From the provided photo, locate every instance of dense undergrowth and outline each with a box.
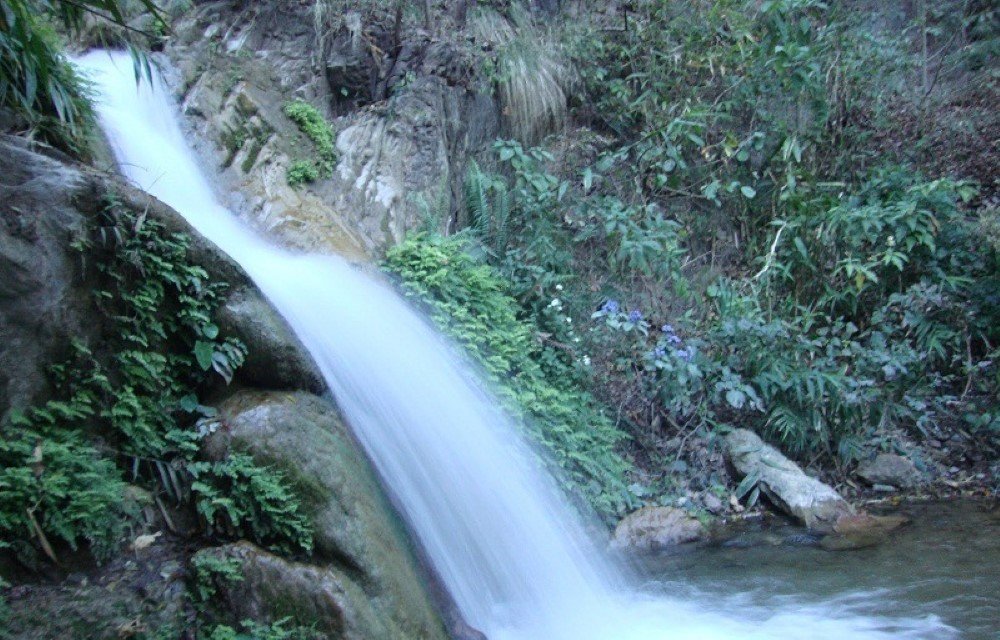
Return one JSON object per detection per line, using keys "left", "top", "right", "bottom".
{"left": 384, "top": 235, "right": 636, "bottom": 520}
{"left": 0, "top": 196, "right": 311, "bottom": 569}
{"left": 390, "top": 0, "right": 999, "bottom": 510}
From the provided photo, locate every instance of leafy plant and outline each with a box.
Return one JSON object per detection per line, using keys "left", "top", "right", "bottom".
{"left": 189, "top": 453, "right": 313, "bottom": 555}
{"left": 0, "top": 194, "right": 313, "bottom": 562}
{"left": 286, "top": 159, "right": 319, "bottom": 187}
{"left": 0, "top": 0, "right": 161, "bottom": 150}
{"left": 283, "top": 100, "right": 337, "bottom": 178}
{"left": 384, "top": 234, "right": 635, "bottom": 520}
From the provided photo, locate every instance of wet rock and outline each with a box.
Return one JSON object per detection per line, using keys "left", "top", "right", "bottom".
{"left": 0, "top": 139, "right": 95, "bottom": 423}
{"left": 609, "top": 506, "right": 705, "bottom": 552}
{"left": 820, "top": 513, "right": 909, "bottom": 551}
{"left": 193, "top": 542, "right": 354, "bottom": 636}
{"left": 206, "top": 390, "right": 449, "bottom": 640}
{"left": 724, "top": 429, "right": 854, "bottom": 533}
{"left": 857, "top": 453, "right": 922, "bottom": 489}
{"left": 703, "top": 492, "right": 724, "bottom": 514}
{"left": 217, "top": 287, "right": 324, "bottom": 392}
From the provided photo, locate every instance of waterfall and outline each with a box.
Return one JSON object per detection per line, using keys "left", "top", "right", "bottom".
{"left": 75, "top": 50, "right": 952, "bottom": 640}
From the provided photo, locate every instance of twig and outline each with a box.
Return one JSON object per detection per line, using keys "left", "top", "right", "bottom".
{"left": 753, "top": 222, "right": 787, "bottom": 280}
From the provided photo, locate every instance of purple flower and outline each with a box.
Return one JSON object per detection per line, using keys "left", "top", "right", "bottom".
{"left": 661, "top": 324, "right": 675, "bottom": 334}
{"left": 667, "top": 334, "right": 682, "bottom": 345}
{"left": 676, "top": 348, "right": 692, "bottom": 362}
{"left": 654, "top": 347, "right": 666, "bottom": 358}
{"left": 628, "top": 309, "right": 643, "bottom": 323}
{"left": 601, "top": 299, "right": 620, "bottom": 314}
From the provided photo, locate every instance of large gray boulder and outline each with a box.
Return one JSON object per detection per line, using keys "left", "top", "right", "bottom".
{"left": 724, "top": 429, "right": 854, "bottom": 532}
{"left": 205, "top": 390, "right": 449, "bottom": 640}
{"left": 0, "top": 140, "right": 94, "bottom": 423}
{"left": 194, "top": 542, "right": 379, "bottom": 638}
{"left": 216, "top": 287, "right": 324, "bottom": 392}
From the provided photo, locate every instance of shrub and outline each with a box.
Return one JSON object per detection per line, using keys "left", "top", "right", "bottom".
{"left": 283, "top": 100, "right": 337, "bottom": 176}
{"left": 286, "top": 159, "right": 320, "bottom": 187}
{"left": 384, "top": 234, "right": 635, "bottom": 520}
{"left": 0, "top": 0, "right": 160, "bottom": 151}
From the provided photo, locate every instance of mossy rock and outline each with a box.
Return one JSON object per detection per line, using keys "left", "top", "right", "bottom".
{"left": 205, "top": 390, "right": 449, "bottom": 640}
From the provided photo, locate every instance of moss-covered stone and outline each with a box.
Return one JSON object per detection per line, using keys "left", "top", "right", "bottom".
{"left": 205, "top": 390, "right": 449, "bottom": 640}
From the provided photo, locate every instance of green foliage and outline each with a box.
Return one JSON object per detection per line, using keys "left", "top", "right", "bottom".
{"left": 0, "top": 411, "right": 126, "bottom": 562}
{"left": 286, "top": 159, "right": 319, "bottom": 187}
{"left": 0, "top": 0, "right": 161, "bottom": 150}
{"left": 452, "top": 0, "right": 999, "bottom": 485}
{"left": 283, "top": 100, "right": 337, "bottom": 181}
{"left": 207, "top": 619, "right": 321, "bottom": 640}
{"left": 0, "top": 194, "right": 311, "bottom": 562}
{"left": 189, "top": 453, "right": 313, "bottom": 555}
{"left": 384, "top": 234, "right": 635, "bottom": 520}
{"left": 191, "top": 552, "right": 244, "bottom": 602}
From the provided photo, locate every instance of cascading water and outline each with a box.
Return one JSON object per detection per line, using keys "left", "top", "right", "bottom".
{"left": 76, "top": 50, "right": 954, "bottom": 640}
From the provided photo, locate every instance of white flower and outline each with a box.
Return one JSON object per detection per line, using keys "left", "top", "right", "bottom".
{"left": 555, "top": 284, "right": 564, "bottom": 291}
{"left": 549, "top": 298, "right": 562, "bottom": 308}
{"left": 565, "top": 317, "right": 572, "bottom": 324}
{"left": 582, "top": 355, "right": 591, "bottom": 366}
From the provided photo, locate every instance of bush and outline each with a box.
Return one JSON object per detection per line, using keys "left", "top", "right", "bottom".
{"left": 0, "top": 0, "right": 160, "bottom": 151}
{"left": 286, "top": 159, "right": 319, "bottom": 187}
{"left": 384, "top": 234, "right": 636, "bottom": 520}
{"left": 283, "top": 100, "right": 337, "bottom": 177}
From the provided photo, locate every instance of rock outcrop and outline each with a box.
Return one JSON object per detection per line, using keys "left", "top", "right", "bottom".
{"left": 609, "top": 506, "right": 705, "bottom": 552}
{"left": 0, "top": 140, "right": 95, "bottom": 423}
{"left": 724, "top": 429, "right": 854, "bottom": 532}
{"left": 216, "top": 287, "right": 324, "bottom": 392}
{"left": 194, "top": 542, "right": 390, "bottom": 638}
{"left": 162, "top": 1, "right": 503, "bottom": 258}
{"left": 0, "top": 138, "right": 450, "bottom": 638}
{"left": 204, "top": 390, "right": 449, "bottom": 640}
{"left": 857, "top": 453, "right": 923, "bottom": 489}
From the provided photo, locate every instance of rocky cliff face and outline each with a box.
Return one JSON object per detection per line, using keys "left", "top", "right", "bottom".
{"left": 0, "top": 136, "right": 449, "bottom": 639}
{"left": 161, "top": 0, "right": 505, "bottom": 259}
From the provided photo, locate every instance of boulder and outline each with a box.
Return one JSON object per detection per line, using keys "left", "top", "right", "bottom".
{"left": 0, "top": 139, "right": 94, "bottom": 422}
{"left": 205, "top": 390, "right": 449, "bottom": 640}
{"left": 724, "top": 429, "right": 854, "bottom": 532}
{"left": 216, "top": 287, "right": 324, "bottom": 392}
{"left": 193, "top": 542, "right": 363, "bottom": 637}
{"left": 163, "top": 1, "right": 501, "bottom": 258}
{"left": 820, "top": 513, "right": 910, "bottom": 551}
{"left": 609, "top": 506, "right": 705, "bottom": 552}
{"left": 857, "top": 453, "right": 922, "bottom": 489}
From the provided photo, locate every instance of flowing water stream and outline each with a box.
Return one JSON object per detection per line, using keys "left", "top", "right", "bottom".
{"left": 75, "top": 50, "right": 962, "bottom": 640}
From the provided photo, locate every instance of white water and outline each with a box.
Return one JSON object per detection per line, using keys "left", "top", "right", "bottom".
{"left": 76, "top": 50, "right": 954, "bottom": 640}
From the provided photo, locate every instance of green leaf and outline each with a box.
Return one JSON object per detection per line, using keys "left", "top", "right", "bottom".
{"left": 194, "top": 341, "right": 214, "bottom": 371}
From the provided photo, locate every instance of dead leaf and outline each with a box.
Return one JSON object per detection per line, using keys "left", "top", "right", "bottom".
{"left": 131, "top": 531, "right": 162, "bottom": 551}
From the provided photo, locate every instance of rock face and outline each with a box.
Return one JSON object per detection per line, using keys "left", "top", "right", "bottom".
{"left": 205, "top": 390, "right": 449, "bottom": 640}
{"left": 216, "top": 287, "right": 324, "bottom": 392}
{"left": 857, "top": 453, "right": 922, "bottom": 489}
{"left": 0, "top": 137, "right": 324, "bottom": 421}
{"left": 609, "top": 506, "right": 705, "bottom": 552}
{"left": 0, "top": 140, "right": 94, "bottom": 423}
{"left": 724, "top": 429, "right": 854, "bottom": 532}
{"left": 0, "top": 139, "right": 450, "bottom": 638}
{"left": 194, "top": 542, "right": 368, "bottom": 637}
{"left": 162, "top": 1, "right": 502, "bottom": 258}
